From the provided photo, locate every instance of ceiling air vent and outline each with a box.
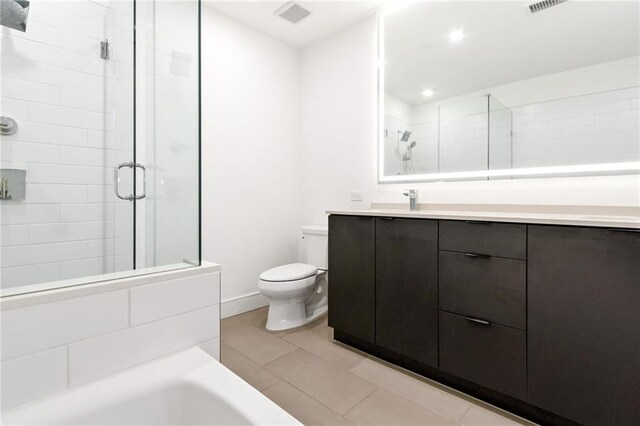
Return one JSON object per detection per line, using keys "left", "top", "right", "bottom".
{"left": 275, "top": 2, "right": 312, "bottom": 24}
{"left": 528, "top": 0, "right": 569, "bottom": 14}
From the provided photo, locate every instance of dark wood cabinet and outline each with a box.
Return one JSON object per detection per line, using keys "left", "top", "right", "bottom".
{"left": 328, "top": 215, "right": 376, "bottom": 343}
{"left": 528, "top": 225, "right": 640, "bottom": 426}
{"left": 439, "top": 251, "right": 526, "bottom": 330}
{"left": 439, "top": 311, "right": 526, "bottom": 400}
{"left": 375, "top": 218, "right": 438, "bottom": 366}
{"left": 439, "top": 220, "right": 527, "bottom": 260}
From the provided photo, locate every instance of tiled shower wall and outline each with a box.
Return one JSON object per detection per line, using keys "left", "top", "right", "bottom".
{"left": 511, "top": 86, "right": 640, "bottom": 168}
{"left": 0, "top": 1, "right": 134, "bottom": 288}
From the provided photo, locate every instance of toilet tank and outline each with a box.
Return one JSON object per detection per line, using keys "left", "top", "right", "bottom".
{"left": 301, "top": 225, "right": 328, "bottom": 270}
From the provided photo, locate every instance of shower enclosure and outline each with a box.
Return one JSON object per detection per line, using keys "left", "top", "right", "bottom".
{"left": 383, "top": 93, "right": 512, "bottom": 179}
{"left": 0, "top": 0, "right": 200, "bottom": 296}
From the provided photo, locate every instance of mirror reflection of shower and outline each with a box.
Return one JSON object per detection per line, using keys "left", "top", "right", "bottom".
{"left": 397, "top": 130, "right": 416, "bottom": 174}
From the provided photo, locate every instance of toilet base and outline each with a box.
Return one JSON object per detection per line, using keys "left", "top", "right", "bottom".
{"left": 265, "top": 301, "right": 328, "bottom": 331}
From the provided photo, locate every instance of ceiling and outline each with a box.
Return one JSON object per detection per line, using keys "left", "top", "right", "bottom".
{"left": 383, "top": 1, "right": 640, "bottom": 105}
{"left": 203, "top": 0, "right": 384, "bottom": 48}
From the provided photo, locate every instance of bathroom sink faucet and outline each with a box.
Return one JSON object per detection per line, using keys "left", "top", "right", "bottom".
{"left": 403, "top": 189, "right": 419, "bottom": 211}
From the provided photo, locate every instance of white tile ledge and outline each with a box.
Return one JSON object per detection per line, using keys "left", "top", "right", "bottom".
{"left": 1, "top": 261, "right": 221, "bottom": 311}
{"left": 327, "top": 209, "right": 640, "bottom": 229}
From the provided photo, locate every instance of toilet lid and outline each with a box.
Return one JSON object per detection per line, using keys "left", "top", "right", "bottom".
{"left": 260, "top": 263, "right": 318, "bottom": 282}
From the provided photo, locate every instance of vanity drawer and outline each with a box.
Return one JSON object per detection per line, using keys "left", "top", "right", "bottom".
{"left": 439, "top": 311, "right": 526, "bottom": 400}
{"left": 439, "top": 220, "right": 526, "bottom": 260}
{"left": 439, "top": 251, "right": 526, "bottom": 329}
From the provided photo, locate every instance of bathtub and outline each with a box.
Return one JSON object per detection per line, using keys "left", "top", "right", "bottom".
{"left": 2, "top": 348, "right": 301, "bottom": 425}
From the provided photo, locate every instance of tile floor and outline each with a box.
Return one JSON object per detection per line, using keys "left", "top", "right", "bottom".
{"left": 221, "top": 307, "right": 537, "bottom": 426}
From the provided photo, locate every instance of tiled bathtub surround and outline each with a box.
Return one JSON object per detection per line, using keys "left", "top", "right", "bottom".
{"left": 0, "top": 263, "right": 221, "bottom": 411}
{"left": 0, "top": 0, "right": 135, "bottom": 288}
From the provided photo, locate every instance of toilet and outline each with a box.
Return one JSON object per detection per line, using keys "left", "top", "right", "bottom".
{"left": 258, "top": 225, "right": 328, "bottom": 331}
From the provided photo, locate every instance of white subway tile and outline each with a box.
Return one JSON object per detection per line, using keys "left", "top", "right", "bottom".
{"left": 0, "top": 225, "right": 28, "bottom": 246}
{"left": 26, "top": 184, "right": 87, "bottom": 204}
{"left": 3, "top": 121, "right": 87, "bottom": 147}
{"left": 60, "top": 257, "right": 112, "bottom": 280}
{"left": 578, "top": 100, "right": 630, "bottom": 116}
{"left": 1, "top": 241, "right": 87, "bottom": 267}
{"left": 0, "top": 140, "right": 60, "bottom": 164}
{"left": 1, "top": 290, "right": 129, "bottom": 360}
{"left": 0, "top": 204, "right": 59, "bottom": 225}
{"left": 1, "top": 55, "right": 86, "bottom": 91}
{"left": 547, "top": 115, "right": 594, "bottom": 130}
{"left": 131, "top": 272, "right": 220, "bottom": 325}
{"left": 0, "top": 21, "right": 59, "bottom": 46}
{"left": 28, "top": 164, "right": 105, "bottom": 184}
{"left": 0, "top": 262, "right": 60, "bottom": 288}
{"left": 87, "top": 238, "right": 114, "bottom": 258}
{"left": 60, "top": 203, "right": 113, "bottom": 223}
{"left": 0, "top": 347, "right": 68, "bottom": 411}
{"left": 86, "top": 220, "right": 115, "bottom": 239}
{"left": 1, "top": 77, "right": 60, "bottom": 105}
{"left": 28, "top": 103, "right": 106, "bottom": 131}
{"left": 1, "top": 97, "right": 28, "bottom": 121}
{"left": 61, "top": 89, "right": 112, "bottom": 113}
{"left": 28, "top": 223, "right": 90, "bottom": 244}
{"left": 60, "top": 146, "right": 114, "bottom": 167}
{"left": 86, "top": 184, "right": 114, "bottom": 202}
{"left": 68, "top": 305, "right": 219, "bottom": 386}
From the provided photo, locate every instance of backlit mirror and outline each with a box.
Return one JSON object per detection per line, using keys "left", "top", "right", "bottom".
{"left": 379, "top": 0, "right": 640, "bottom": 182}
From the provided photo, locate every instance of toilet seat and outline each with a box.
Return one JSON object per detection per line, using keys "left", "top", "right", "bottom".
{"left": 259, "top": 263, "right": 318, "bottom": 282}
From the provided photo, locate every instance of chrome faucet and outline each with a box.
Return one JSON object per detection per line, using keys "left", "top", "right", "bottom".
{"left": 403, "top": 189, "right": 419, "bottom": 211}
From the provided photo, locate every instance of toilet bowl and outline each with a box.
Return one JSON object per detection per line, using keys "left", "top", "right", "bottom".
{"left": 258, "top": 226, "right": 328, "bottom": 331}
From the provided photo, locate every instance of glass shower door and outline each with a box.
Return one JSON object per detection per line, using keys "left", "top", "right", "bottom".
{"left": 0, "top": 0, "right": 136, "bottom": 294}
{"left": 0, "top": 0, "right": 201, "bottom": 296}
{"left": 135, "top": 0, "right": 200, "bottom": 272}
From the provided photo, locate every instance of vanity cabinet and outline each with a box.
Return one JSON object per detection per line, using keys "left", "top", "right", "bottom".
{"left": 328, "top": 213, "right": 640, "bottom": 426}
{"left": 528, "top": 225, "right": 640, "bottom": 426}
{"left": 438, "top": 220, "right": 528, "bottom": 399}
{"left": 375, "top": 218, "right": 438, "bottom": 367}
{"left": 327, "top": 215, "right": 375, "bottom": 343}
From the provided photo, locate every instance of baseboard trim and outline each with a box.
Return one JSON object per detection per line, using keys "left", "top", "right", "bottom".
{"left": 221, "top": 291, "right": 269, "bottom": 319}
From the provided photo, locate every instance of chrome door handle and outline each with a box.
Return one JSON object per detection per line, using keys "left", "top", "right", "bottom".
{"left": 114, "top": 162, "right": 146, "bottom": 201}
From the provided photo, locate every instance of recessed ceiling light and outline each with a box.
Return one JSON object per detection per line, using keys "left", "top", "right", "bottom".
{"left": 448, "top": 29, "right": 465, "bottom": 43}
{"left": 422, "top": 89, "right": 435, "bottom": 97}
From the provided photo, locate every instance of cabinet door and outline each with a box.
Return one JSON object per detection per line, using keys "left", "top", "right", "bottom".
{"left": 376, "top": 218, "right": 438, "bottom": 366}
{"left": 328, "top": 215, "right": 375, "bottom": 343}
{"left": 528, "top": 225, "right": 640, "bottom": 426}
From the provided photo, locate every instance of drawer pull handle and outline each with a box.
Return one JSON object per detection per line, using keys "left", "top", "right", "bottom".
{"left": 464, "top": 253, "right": 491, "bottom": 259}
{"left": 382, "top": 217, "right": 395, "bottom": 220}
{"left": 465, "top": 220, "right": 491, "bottom": 225}
{"left": 464, "top": 317, "right": 491, "bottom": 325}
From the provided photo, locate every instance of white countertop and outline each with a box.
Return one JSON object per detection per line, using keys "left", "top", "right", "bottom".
{"left": 327, "top": 208, "right": 640, "bottom": 229}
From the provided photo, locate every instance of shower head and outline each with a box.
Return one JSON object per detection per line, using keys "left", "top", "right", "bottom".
{"left": 0, "top": 0, "right": 29, "bottom": 32}
{"left": 400, "top": 130, "right": 412, "bottom": 142}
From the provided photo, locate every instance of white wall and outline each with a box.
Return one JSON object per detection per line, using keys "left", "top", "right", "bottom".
{"left": 299, "top": 17, "right": 378, "bottom": 226}
{"left": 297, "top": 15, "right": 640, "bottom": 219}
{"left": 0, "top": 0, "right": 135, "bottom": 288}
{"left": 201, "top": 8, "right": 301, "bottom": 315}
